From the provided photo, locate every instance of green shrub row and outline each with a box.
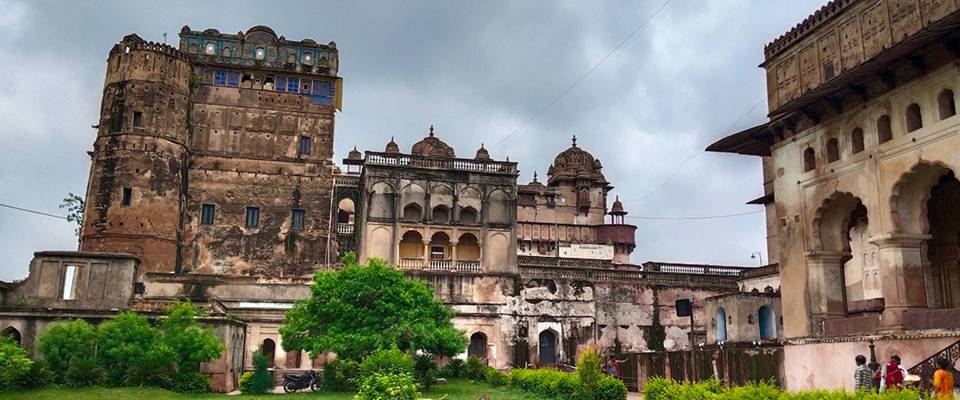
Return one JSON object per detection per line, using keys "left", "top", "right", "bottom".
{"left": 643, "top": 378, "right": 922, "bottom": 400}
{"left": 0, "top": 336, "right": 50, "bottom": 391}
{"left": 509, "top": 368, "right": 627, "bottom": 400}
{"left": 36, "top": 301, "right": 224, "bottom": 393}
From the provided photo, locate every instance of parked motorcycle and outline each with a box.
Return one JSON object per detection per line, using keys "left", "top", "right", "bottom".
{"left": 282, "top": 370, "right": 321, "bottom": 393}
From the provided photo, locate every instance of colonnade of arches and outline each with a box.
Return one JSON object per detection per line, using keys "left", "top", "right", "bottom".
{"left": 366, "top": 181, "right": 512, "bottom": 225}
{"left": 808, "top": 160, "right": 960, "bottom": 330}
{"left": 398, "top": 230, "right": 481, "bottom": 263}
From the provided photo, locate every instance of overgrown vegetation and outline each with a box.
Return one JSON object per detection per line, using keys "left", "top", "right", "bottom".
{"left": 37, "top": 301, "right": 223, "bottom": 393}
{"left": 59, "top": 192, "right": 85, "bottom": 237}
{"left": 238, "top": 351, "right": 273, "bottom": 394}
{"left": 0, "top": 336, "right": 47, "bottom": 391}
{"left": 643, "top": 378, "right": 921, "bottom": 400}
{"left": 279, "top": 253, "right": 467, "bottom": 362}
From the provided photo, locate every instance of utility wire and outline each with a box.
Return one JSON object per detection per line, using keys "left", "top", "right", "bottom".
{"left": 622, "top": 97, "right": 766, "bottom": 204}
{"left": 492, "top": 0, "right": 673, "bottom": 149}
{"left": 624, "top": 210, "right": 764, "bottom": 220}
{"left": 0, "top": 203, "right": 68, "bottom": 220}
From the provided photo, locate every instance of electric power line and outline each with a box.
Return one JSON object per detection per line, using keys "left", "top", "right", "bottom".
{"left": 0, "top": 203, "right": 68, "bottom": 220}
{"left": 624, "top": 210, "right": 764, "bottom": 220}
{"left": 492, "top": 0, "right": 673, "bottom": 149}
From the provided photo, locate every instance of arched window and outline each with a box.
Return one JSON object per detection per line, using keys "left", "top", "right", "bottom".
{"left": 399, "top": 230, "right": 423, "bottom": 259}
{"left": 468, "top": 332, "right": 487, "bottom": 359}
{"left": 877, "top": 115, "right": 892, "bottom": 143}
{"left": 906, "top": 103, "right": 923, "bottom": 132}
{"left": 803, "top": 147, "right": 816, "bottom": 172}
{"left": 255, "top": 47, "right": 266, "bottom": 60}
{"left": 851, "top": 128, "right": 864, "bottom": 154}
{"left": 261, "top": 338, "right": 276, "bottom": 368}
{"left": 223, "top": 46, "right": 232, "bottom": 57}
{"left": 460, "top": 206, "right": 479, "bottom": 224}
{"left": 538, "top": 330, "right": 557, "bottom": 364}
{"left": 403, "top": 203, "right": 423, "bottom": 221}
{"left": 715, "top": 308, "right": 727, "bottom": 342}
{"left": 457, "top": 233, "right": 480, "bottom": 262}
{"left": 337, "top": 198, "right": 355, "bottom": 225}
{"left": 432, "top": 205, "right": 450, "bottom": 223}
{"left": 429, "top": 232, "right": 450, "bottom": 260}
{"left": 204, "top": 43, "right": 216, "bottom": 55}
{"left": 826, "top": 138, "right": 840, "bottom": 163}
{"left": 939, "top": 89, "right": 956, "bottom": 120}
{"left": 287, "top": 53, "right": 297, "bottom": 64}
{"left": 1, "top": 327, "right": 21, "bottom": 346}
{"left": 758, "top": 306, "right": 777, "bottom": 340}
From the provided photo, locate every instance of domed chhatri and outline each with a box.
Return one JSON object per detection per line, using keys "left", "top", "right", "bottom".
{"left": 385, "top": 137, "right": 400, "bottom": 154}
{"left": 347, "top": 146, "right": 362, "bottom": 160}
{"left": 610, "top": 195, "right": 626, "bottom": 215}
{"left": 475, "top": 143, "right": 490, "bottom": 160}
{"left": 547, "top": 135, "right": 606, "bottom": 185}
{"left": 527, "top": 171, "right": 545, "bottom": 188}
{"left": 411, "top": 125, "right": 455, "bottom": 158}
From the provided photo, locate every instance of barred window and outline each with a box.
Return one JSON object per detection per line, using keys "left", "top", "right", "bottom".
{"left": 291, "top": 209, "right": 305, "bottom": 230}
{"left": 201, "top": 204, "right": 215, "bottom": 225}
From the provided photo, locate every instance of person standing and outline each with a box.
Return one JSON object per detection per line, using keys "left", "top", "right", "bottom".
{"left": 876, "top": 356, "right": 904, "bottom": 391}
{"left": 854, "top": 355, "right": 874, "bottom": 392}
{"left": 933, "top": 358, "right": 955, "bottom": 399}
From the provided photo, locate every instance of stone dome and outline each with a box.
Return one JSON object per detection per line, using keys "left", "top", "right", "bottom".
{"left": 347, "top": 146, "right": 362, "bottom": 160}
{"left": 547, "top": 135, "right": 605, "bottom": 184}
{"left": 475, "top": 143, "right": 490, "bottom": 160}
{"left": 610, "top": 196, "right": 626, "bottom": 215}
{"left": 385, "top": 137, "right": 400, "bottom": 154}
{"left": 411, "top": 126, "right": 455, "bottom": 158}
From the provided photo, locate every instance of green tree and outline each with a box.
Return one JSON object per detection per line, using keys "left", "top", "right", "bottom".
{"left": 280, "top": 254, "right": 467, "bottom": 361}
{"left": 38, "top": 319, "right": 97, "bottom": 383}
{"left": 159, "top": 301, "right": 224, "bottom": 374}
{"left": 97, "top": 311, "right": 166, "bottom": 384}
{"left": 0, "top": 336, "right": 33, "bottom": 391}
{"left": 59, "top": 192, "right": 84, "bottom": 237}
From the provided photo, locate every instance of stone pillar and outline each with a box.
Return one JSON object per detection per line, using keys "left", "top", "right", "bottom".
{"left": 805, "top": 250, "right": 848, "bottom": 335}
{"left": 870, "top": 233, "right": 930, "bottom": 331}
{"left": 451, "top": 240, "right": 458, "bottom": 265}
{"left": 422, "top": 239, "right": 430, "bottom": 268}
{"left": 423, "top": 191, "right": 432, "bottom": 224}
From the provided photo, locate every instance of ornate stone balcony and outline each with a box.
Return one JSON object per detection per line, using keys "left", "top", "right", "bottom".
{"left": 364, "top": 152, "right": 517, "bottom": 175}
{"left": 395, "top": 258, "right": 481, "bottom": 273}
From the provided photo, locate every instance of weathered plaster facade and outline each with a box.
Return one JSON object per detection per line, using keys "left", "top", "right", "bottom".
{"left": 710, "top": 0, "right": 960, "bottom": 390}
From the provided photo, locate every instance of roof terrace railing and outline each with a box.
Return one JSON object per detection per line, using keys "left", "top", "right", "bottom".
{"left": 364, "top": 152, "right": 517, "bottom": 175}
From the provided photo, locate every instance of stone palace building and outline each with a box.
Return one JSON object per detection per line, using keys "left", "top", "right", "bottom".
{"left": 0, "top": 25, "right": 772, "bottom": 392}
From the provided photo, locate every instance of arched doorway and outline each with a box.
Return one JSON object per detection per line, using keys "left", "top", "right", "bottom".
{"left": 1, "top": 327, "right": 20, "bottom": 346}
{"left": 810, "top": 192, "right": 872, "bottom": 319}
{"left": 758, "top": 306, "right": 776, "bottom": 340}
{"left": 924, "top": 171, "right": 960, "bottom": 308}
{"left": 715, "top": 308, "right": 727, "bottom": 342}
{"left": 456, "top": 233, "right": 480, "bottom": 262}
{"left": 429, "top": 232, "right": 451, "bottom": 260}
{"left": 261, "top": 338, "right": 276, "bottom": 368}
{"left": 468, "top": 332, "right": 487, "bottom": 360}
{"left": 538, "top": 330, "right": 557, "bottom": 364}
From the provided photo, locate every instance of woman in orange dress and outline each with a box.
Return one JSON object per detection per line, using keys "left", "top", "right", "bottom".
{"left": 933, "top": 358, "right": 955, "bottom": 400}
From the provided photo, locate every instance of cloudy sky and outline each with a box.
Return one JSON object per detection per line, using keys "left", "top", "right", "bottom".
{"left": 0, "top": 0, "right": 824, "bottom": 281}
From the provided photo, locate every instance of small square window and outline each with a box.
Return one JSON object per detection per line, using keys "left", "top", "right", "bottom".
{"left": 201, "top": 204, "right": 215, "bottom": 225}
{"left": 287, "top": 77, "right": 300, "bottom": 93}
{"left": 121, "top": 188, "right": 132, "bottom": 206}
{"left": 133, "top": 111, "right": 143, "bottom": 128}
{"left": 291, "top": 209, "right": 305, "bottom": 230}
{"left": 213, "top": 70, "right": 227, "bottom": 86}
{"left": 299, "top": 136, "right": 312, "bottom": 155}
{"left": 226, "top": 71, "right": 240, "bottom": 87}
{"left": 246, "top": 207, "right": 260, "bottom": 228}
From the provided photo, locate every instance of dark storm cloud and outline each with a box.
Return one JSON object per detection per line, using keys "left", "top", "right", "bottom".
{"left": 0, "top": 0, "right": 824, "bottom": 280}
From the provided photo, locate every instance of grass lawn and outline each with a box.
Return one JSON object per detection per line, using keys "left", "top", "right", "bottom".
{"left": 0, "top": 379, "right": 547, "bottom": 400}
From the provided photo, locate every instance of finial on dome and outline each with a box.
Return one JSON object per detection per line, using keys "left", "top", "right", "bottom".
{"left": 429, "top": 125, "right": 435, "bottom": 137}
{"left": 533, "top": 171, "right": 539, "bottom": 182}
{"left": 385, "top": 136, "right": 400, "bottom": 154}
{"left": 571, "top": 134, "right": 578, "bottom": 147}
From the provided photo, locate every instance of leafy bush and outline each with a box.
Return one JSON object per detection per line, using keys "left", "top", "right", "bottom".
{"left": 577, "top": 347, "right": 603, "bottom": 394}
{"left": 19, "top": 359, "right": 53, "bottom": 390}
{"left": 439, "top": 358, "right": 464, "bottom": 378}
{"left": 413, "top": 354, "right": 438, "bottom": 389}
{"left": 463, "top": 356, "right": 487, "bottom": 380}
{"left": 0, "top": 336, "right": 33, "bottom": 391}
{"left": 160, "top": 301, "right": 224, "bottom": 374}
{"left": 64, "top": 357, "right": 106, "bottom": 388}
{"left": 97, "top": 311, "right": 162, "bottom": 384}
{"left": 322, "top": 357, "right": 361, "bottom": 391}
{"left": 170, "top": 371, "right": 210, "bottom": 394}
{"left": 510, "top": 368, "right": 582, "bottom": 399}
{"left": 356, "top": 372, "right": 420, "bottom": 400}
{"left": 361, "top": 349, "right": 416, "bottom": 377}
{"left": 484, "top": 367, "right": 510, "bottom": 387}
{"left": 38, "top": 319, "right": 97, "bottom": 383}
{"left": 239, "top": 351, "right": 273, "bottom": 394}
{"left": 643, "top": 378, "right": 920, "bottom": 400}
{"left": 594, "top": 376, "right": 627, "bottom": 400}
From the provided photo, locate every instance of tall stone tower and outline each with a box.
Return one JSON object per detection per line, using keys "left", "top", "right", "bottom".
{"left": 80, "top": 34, "right": 192, "bottom": 273}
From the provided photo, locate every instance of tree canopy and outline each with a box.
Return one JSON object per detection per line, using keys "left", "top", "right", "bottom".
{"left": 280, "top": 254, "right": 466, "bottom": 360}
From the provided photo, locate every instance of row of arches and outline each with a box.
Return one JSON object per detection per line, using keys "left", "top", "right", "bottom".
{"left": 803, "top": 89, "right": 956, "bottom": 172}
{"left": 368, "top": 181, "right": 512, "bottom": 225}
{"left": 714, "top": 306, "right": 777, "bottom": 342}
{"left": 810, "top": 161, "right": 960, "bottom": 320}
{"left": 399, "top": 231, "right": 481, "bottom": 261}
{"left": 466, "top": 330, "right": 559, "bottom": 365}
